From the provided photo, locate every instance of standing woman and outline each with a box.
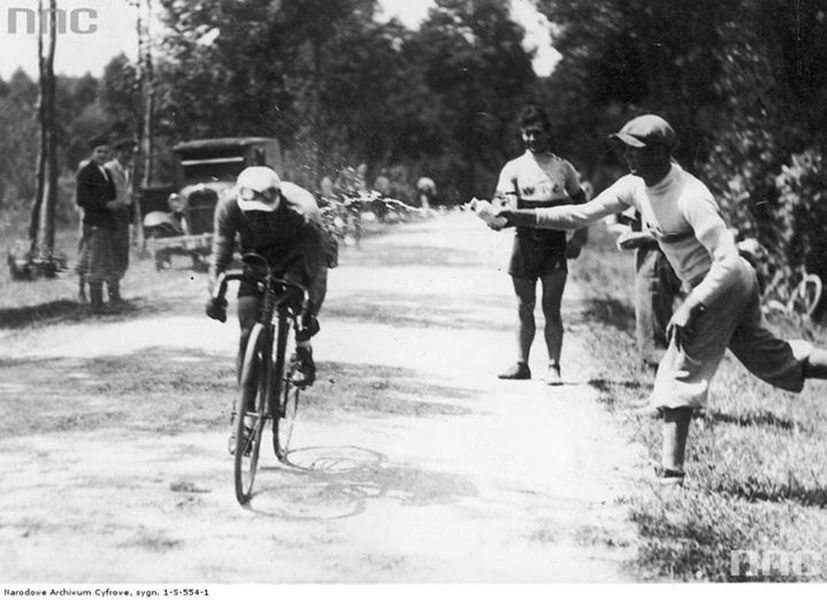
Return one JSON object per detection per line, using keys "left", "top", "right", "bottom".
{"left": 495, "top": 105, "right": 589, "bottom": 385}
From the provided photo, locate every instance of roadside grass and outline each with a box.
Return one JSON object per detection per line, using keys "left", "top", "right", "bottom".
{"left": 0, "top": 212, "right": 185, "bottom": 316}
{"left": 570, "top": 223, "right": 827, "bottom": 582}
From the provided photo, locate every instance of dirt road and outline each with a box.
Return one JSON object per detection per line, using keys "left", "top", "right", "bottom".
{"left": 0, "top": 212, "right": 647, "bottom": 583}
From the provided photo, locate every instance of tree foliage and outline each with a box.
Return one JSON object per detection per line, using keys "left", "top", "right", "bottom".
{"left": 536, "top": 0, "right": 827, "bottom": 297}
{"left": 152, "top": 0, "right": 537, "bottom": 199}
{"left": 1, "top": 0, "right": 825, "bottom": 278}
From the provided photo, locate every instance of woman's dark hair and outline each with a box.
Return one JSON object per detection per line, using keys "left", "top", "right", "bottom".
{"left": 518, "top": 104, "right": 552, "bottom": 134}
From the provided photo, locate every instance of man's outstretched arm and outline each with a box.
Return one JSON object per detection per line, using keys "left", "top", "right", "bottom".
{"left": 497, "top": 189, "right": 629, "bottom": 230}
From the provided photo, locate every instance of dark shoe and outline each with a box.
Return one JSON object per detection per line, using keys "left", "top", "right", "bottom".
{"left": 228, "top": 426, "right": 255, "bottom": 456}
{"left": 89, "top": 283, "right": 105, "bottom": 315}
{"left": 108, "top": 281, "right": 123, "bottom": 303}
{"left": 291, "top": 346, "right": 316, "bottom": 387}
{"left": 654, "top": 465, "right": 685, "bottom": 486}
{"left": 296, "top": 316, "right": 320, "bottom": 342}
{"left": 546, "top": 364, "right": 562, "bottom": 386}
{"left": 498, "top": 362, "right": 531, "bottom": 380}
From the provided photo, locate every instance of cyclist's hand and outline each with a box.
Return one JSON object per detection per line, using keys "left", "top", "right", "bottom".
{"left": 206, "top": 296, "right": 228, "bottom": 323}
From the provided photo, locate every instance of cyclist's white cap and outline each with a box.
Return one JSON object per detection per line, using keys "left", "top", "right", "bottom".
{"left": 236, "top": 166, "right": 281, "bottom": 212}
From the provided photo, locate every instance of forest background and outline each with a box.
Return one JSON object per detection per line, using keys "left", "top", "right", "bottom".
{"left": 1, "top": 0, "right": 825, "bottom": 296}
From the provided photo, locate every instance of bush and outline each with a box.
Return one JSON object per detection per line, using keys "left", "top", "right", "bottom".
{"left": 772, "top": 150, "right": 827, "bottom": 303}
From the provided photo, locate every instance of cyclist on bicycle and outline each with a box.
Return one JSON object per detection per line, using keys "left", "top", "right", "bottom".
{"left": 205, "top": 166, "right": 327, "bottom": 387}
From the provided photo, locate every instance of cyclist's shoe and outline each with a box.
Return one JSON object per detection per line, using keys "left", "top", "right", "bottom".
{"left": 498, "top": 361, "right": 531, "bottom": 380}
{"left": 296, "top": 315, "right": 320, "bottom": 342}
{"left": 290, "top": 346, "right": 316, "bottom": 388}
{"left": 546, "top": 364, "right": 562, "bottom": 386}
{"left": 227, "top": 426, "right": 255, "bottom": 456}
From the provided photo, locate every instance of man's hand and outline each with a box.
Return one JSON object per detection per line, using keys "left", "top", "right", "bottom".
{"left": 616, "top": 230, "right": 656, "bottom": 251}
{"left": 469, "top": 198, "right": 509, "bottom": 230}
{"left": 567, "top": 228, "right": 587, "bottom": 259}
{"left": 666, "top": 300, "right": 706, "bottom": 349}
{"left": 205, "top": 296, "right": 227, "bottom": 323}
{"left": 566, "top": 241, "right": 582, "bottom": 259}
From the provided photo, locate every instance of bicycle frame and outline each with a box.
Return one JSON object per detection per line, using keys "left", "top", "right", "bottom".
{"left": 212, "top": 252, "right": 311, "bottom": 503}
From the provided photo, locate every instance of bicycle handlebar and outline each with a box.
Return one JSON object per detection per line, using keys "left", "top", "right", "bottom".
{"left": 211, "top": 253, "right": 311, "bottom": 318}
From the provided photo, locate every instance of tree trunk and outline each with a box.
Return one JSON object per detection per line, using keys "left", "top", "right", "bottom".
{"left": 29, "top": 0, "right": 47, "bottom": 257}
{"left": 131, "top": 0, "right": 145, "bottom": 251}
{"left": 40, "top": 0, "right": 58, "bottom": 258}
{"left": 141, "top": 0, "right": 155, "bottom": 191}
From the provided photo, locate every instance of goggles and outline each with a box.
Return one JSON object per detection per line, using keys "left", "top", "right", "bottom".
{"left": 236, "top": 187, "right": 280, "bottom": 212}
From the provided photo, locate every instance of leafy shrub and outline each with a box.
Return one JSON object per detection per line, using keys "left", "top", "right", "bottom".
{"left": 772, "top": 150, "right": 827, "bottom": 303}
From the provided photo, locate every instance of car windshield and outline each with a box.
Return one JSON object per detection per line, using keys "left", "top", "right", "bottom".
{"left": 180, "top": 156, "right": 246, "bottom": 182}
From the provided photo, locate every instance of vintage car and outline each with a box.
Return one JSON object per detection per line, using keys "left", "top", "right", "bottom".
{"left": 140, "top": 137, "right": 282, "bottom": 270}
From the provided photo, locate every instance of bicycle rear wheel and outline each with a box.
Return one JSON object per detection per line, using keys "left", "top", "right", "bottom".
{"left": 234, "top": 322, "right": 269, "bottom": 504}
{"left": 791, "top": 274, "right": 823, "bottom": 318}
{"left": 273, "top": 312, "right": 300, "bottom": 461}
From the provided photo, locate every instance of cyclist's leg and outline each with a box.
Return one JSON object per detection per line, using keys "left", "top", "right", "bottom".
{"left": 539, "top": 266, "right": 567, "bottom": 367}
{"left": 236, "top": 282, "right": 261, "bottom": 382}
{"left": 228, "top": 288, "right": 263, "bottom": 454}
{"left": 512, "top": 276, "right": 537, "bottom": 366}
{"left": 281, "top": 265, "right": 323, "bottom": 386}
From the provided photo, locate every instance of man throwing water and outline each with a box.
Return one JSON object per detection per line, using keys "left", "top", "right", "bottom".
{"left": 490, "top": 114, "right": 827, "bottom": 484}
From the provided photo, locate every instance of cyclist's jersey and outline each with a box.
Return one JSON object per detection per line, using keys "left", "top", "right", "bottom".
{"left": 210, "top": 181, "right": 325, "bottom": 284}
{"left": 496, "top": 150, "right": 583, "bottom": 246}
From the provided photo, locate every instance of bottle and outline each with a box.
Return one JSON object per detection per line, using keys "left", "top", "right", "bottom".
{"left": 470, "top": 197, "right": 507, "bottom": 229}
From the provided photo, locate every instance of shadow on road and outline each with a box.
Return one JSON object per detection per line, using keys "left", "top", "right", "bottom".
{"left": 308, "top": 361, "right": 479, "bottom": 418}
{"left": 245, "top": 444, "right": 479, "bottom": 520}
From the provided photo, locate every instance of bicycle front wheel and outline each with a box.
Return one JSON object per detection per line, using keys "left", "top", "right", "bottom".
{"left": 234, "top": 322, "right": 269, "bottom": 504}
{"left": 273, "top": 313, "right": 300, "bottom": 462}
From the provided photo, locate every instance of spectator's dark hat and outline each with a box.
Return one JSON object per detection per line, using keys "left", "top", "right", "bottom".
{"left": 610, "top": 114, "right": 676, "bottom": 149}
{"left": 87, "top": 135, "right": 110, "bottom": 150}
{"left": 113, "top": 138, "right": 137, "bottom": 150}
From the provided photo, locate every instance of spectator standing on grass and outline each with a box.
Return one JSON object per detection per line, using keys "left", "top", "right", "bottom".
{"left": 374, "top": 170, "right": 391, "bottom": 198}
{"left": 104, "top": 138, "right": 136, "bottom": 306}
{"left": 75, "top": 136, "right": 119, "bottom": 315}
{"left": 318, "top": 176, "right": 336, "bottom": 206}
{"left": 493, "top": 104, "right": 589, "bottom": 386}
{"left": 613, "top": 207, "right": 683, "bottom": 375}
{"left": 491, "top": 114, "right": 827, "bottom": 484}
{"left": 416, "top": 176, "right": 436, "bottom": 210}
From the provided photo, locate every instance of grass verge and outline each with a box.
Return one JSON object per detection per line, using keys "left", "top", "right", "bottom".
{"left": 569, "top": 223, "right": 827, "bottom": 582}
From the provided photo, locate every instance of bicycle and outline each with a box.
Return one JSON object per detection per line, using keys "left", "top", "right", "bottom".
{"left": 211, "top": 252, "right": 311, "bottom": 504}
{"left": 763, "top": 267, "right": 823, "bottom": 322}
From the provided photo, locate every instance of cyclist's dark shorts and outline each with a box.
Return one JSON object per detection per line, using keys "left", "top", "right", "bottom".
{"left": 508, "top": 230, "right": 567, "bottom": 280}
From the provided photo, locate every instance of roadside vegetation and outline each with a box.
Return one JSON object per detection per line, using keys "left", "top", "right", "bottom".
{"left": 570, "top": 223, "right": 827, "bottom": 582}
